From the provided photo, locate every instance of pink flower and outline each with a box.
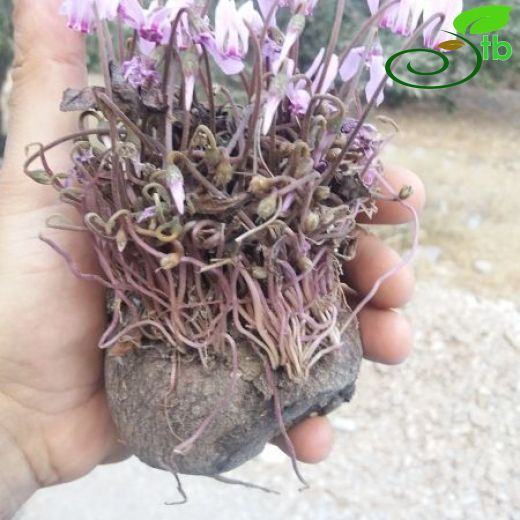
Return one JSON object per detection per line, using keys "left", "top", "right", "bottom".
{"left": 180, "top": 47, "right": 199, "bottom": 110}
{"left": 367, "top": 0, "right": 423, "bottom": 36}
{"left": 364, "top": 43, "right": 389, "bottom": 107}
{"left": 422, "top": 0, "right": 463, "bottom": 49}
{"left": 286, "top": 86, "right": 311, "bottom": 115}
{"left": 59, "top": 0, "right": 120, "bottom": 33}
{"left": 339, "top": 46, "right": 365, "bottom": 82}
{"left": 202, "top": 0, "right": 261, "bottom": 75}
{"left": 262, "top": 59, "right": 295, "bottom": 134}
{"left": 215, "top": 0, "right": 249, "bottom": 58}
{"left": 122, "top": 56, "right": 160, "bottom": 88}
{"left": 367, "top": 0, "right": 463, "bottom": 47}
{"left": 257, "top": 0, "right": 279, "bottom": 22}
{"left": 393, "top": 0, "right": 424, "bottom": 36}
{"left": 137, "top": 206, "right": 158, "bottom": 223}
{"left": 287, "top": 48, "right": 339, "bottom": 115}
{"left": 340, "top": 43, "right": 391, "bottom": 106}
{"left": 118, "top": 0, "right": 175, "bottom": 53}
{"left": 257, "top": 0, "right": 319, "bottom": 19}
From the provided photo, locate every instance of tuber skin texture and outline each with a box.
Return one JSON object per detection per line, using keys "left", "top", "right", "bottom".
{"left": 105, "top": 313, "right": 362, "bottom": 477}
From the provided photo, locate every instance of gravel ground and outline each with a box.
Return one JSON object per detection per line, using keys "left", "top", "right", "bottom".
{"left": 15, "top": 281, "right": 520, "bottom": 519}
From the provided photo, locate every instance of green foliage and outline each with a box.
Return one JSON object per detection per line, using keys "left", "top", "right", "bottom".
{"left": 0, "top": 0, "right": 13, "bottom": 84}
{"left": 0, "top": 0, "right": 13, "bottom": 148}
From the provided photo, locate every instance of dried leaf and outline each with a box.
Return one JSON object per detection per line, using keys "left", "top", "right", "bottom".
{"left": 141, "top": 86, "right": 167, "bottom": 112}
{"left": 60, "top": 87, "right": 100, "bottom": 112}
{"left": 190, "top": 193, "right": 249, "bottom": 216}
{"left": 108, "top": 341, "right": 136, "bottom": 358}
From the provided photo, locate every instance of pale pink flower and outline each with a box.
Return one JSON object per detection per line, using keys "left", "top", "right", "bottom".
{"left": 367, "top": 0, "right": 462, "bottom": 47}
{"left": 257, "top": 0, "right": 279, "bottom": 22}
{"left": 202, "top": 0, "right": 261, "bottom": 75}
{"left": 257, "top": 0, "right": 319, "bottom": 19}
{"left": 287, "top": 48, "right": 339, "bottom": 115}
{"left": 59, "top": 0, "right": 119, "bottom": 33}
{"left": 215, "top": 0, "right": 250, "bottom": 57}
{"left": 340, "top": 43, "right": 391, "bottom": 106}
{"left": 286, "top": 86, "right": 311, "bottom": 115}
{"left": 422, "top": 0, "right": 463, "bottom": 48}
{"left": 367, "top": 0, "right": 400, "bottom": 30}
{"left": 339, "top": 46, "right": 365, "bottom": 82}
{"left": 118, "top": 0, "right": 175, "bottom": 53}
{"left": 181, "top": 47, "right": 199, "bottom": 110}
{"left": 240, "top": 1, "right": 265, "bottom": 33}
{"left": 262, "top": 59, "right": 295, "bottom": 134}
{"left": 393, "top": 0, "right": 424, "bottom": 36}
{"left": 137, "top": 206, "right": 158, "bottom": 223}
{"left": 364, "top": 43, "right": 390, "bottom": 106}
{"left": 367, "top": 0, "right": 423, "bottom": 36}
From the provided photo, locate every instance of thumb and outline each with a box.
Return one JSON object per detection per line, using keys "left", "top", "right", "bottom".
{"left": 1, "top": 0, "right": 87, "bottom": 211}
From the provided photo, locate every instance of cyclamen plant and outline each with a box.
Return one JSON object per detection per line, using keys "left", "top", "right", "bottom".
{"left": 24, "top": 0, "right": 461, "bottom": 486}
{"left": 26, "top": 0, "right": 460, "bottom": 385}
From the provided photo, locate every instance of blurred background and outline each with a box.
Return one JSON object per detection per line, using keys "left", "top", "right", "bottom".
{"left": 1, "top": 0, "right": 520, "bottom": 518}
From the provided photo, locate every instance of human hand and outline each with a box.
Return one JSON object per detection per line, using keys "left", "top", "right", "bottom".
{"left": 0, "top": 0, "right": 424, "bottom": 513}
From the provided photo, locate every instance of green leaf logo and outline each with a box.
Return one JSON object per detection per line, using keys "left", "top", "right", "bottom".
{"left": 454, "top": 5, "right": 513, "bottom": 35}
{"left": 438, "top": 39, "right": 466, "bottom": 52}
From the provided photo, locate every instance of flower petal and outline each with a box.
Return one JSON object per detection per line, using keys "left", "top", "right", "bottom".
{"left": 339, "top": 46, "right": 365, "bottom": 82}
{"left": 365, "top": 54, "right": 386, "bottom": 106}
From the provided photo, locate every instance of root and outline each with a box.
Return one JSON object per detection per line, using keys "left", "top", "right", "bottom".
{"left": 164, "top": 472, "right": 188, "bottom": 506}
{"left": 212, "top": 475, "right": 280, "bottom": 495}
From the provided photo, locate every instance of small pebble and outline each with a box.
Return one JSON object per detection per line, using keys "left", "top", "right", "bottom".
{"left": 473, "top": 259, "right": 494, "bottom": 274}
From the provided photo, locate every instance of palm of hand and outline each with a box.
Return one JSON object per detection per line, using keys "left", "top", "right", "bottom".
{"left": 0, "top": 203, "right": 119, "bottom": 484}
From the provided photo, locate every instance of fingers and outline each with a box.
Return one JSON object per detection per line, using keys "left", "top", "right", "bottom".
{"left": 271, "top": 308, "right": 412, "bottom": 465}
{"left": 101, "top": 441, "right": 132, "bottom": 465}
{"left": 1, "top": 0, "right": 87, "bottom": 210}
{"left": 270, "top": 165, "right": 422, "bottom": 466}
{"left": 273, "top": 415, "right": 334, "bottom": 464}
{"left": 344, "top": 232, "right": 415, "bottom": 309}
{"left": 358, "top": 305, "right": 412, "bottom": 364}
{"left": 358, "top": 165, "right": 426, "bottom": 225}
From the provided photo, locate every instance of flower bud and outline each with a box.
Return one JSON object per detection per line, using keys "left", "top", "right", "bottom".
{"left": 252, "top": 266, "right": 268, "bottom": 280}
{"left": 303, "top": 211, "right": 320, "bottom": 233}
{"left": 257, "top": 195, "right": 278, "bottom": 219}
{"left": 205, "top": 146, "right": 221, "bottom": 168}
{"left": 116, "top": 141, "right": 139, "bottom": 160}
{"left": 333, "top": 135, "right": 348, "bottom": 148}
{"left": 116, "top": 227, "right": 128, "bottom": 253}
{"left": 214, "top": 158, "right": 233, "bottom": 186}
{"left": 297, "top": 256, "right": 313, "bottom": 273}
{"left": 27, "top": 169, "right": 51, "bottom": 185}
{"left": 160, "top": 253, "right": 181, "bottom": 270}
{"left": 249, "top": 175, "right": 274, "bottom": 194}
{"left": 326, "top": 147, "right": 342, "bottom": 162}
{"left": 314, "top": 186, "right": 330, "bottom": 201}
{"left": 399, "top": 185, "right": 413, "bottom": 200}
